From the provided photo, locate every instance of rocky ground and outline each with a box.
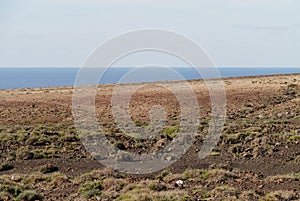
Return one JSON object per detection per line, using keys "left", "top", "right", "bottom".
{"left": 1, "top": 74, "right": 300, "bottom": 200}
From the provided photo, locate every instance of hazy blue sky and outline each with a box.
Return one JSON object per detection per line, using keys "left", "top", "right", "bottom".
{"left": 0, "top": 0, "right": 299, "bottom": 67}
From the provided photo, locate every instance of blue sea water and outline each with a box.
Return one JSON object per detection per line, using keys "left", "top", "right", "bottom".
{"left": 0, "top": 67, "right": 300, "bottom": 90}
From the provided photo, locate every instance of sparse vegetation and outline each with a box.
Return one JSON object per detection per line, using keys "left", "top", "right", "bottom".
{"left": 0, "top": 163, "right": 14, "bottom": 172}
{"left": 1, "top": 75, "right": 300, "bottom": 200}
{"left": 78, "top": 180, "right": 103, "bottom": 199}
{"left": 15, "top": 191, "right": 43, "bottom": 201}
{"left": 162, "top": 126, "right": 179, "bottom": 139}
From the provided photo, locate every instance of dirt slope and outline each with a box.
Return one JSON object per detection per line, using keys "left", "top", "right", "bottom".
{"left": 1, "top": 74, "right": 300, "bottom": 200}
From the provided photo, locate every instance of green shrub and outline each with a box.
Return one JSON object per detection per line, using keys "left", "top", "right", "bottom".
{"left": 0, "top": 184, "right": 23, "bottom": 197}
{"left": 78, "top": 180, "right": 103, "bottom": 199}
{"left": 15, "top": 191, "right": 43, "bottom": 201}
{"left": 163, "top": 126, "right": 179, "bottom": 139}
{"left": 156, "top": 170, "right": 169, "bottom": 181}
{"left": 148, "top": 183, "right": 167, "bottom": 191}
{"left": 0, "top": 163, "right": 14, "bottom": 171}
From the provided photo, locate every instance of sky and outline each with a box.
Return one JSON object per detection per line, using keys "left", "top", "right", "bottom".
{"left": 0, "top": 0, "right": 299, "bottom": 67}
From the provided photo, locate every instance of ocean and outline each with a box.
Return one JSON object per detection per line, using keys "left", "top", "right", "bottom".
{"left": 1, "top": 67, "right": 300, "bottom": 90}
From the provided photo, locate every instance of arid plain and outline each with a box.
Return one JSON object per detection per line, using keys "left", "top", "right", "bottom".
{"left": 1, "top": 74, "right": 300, "bottom": 200}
